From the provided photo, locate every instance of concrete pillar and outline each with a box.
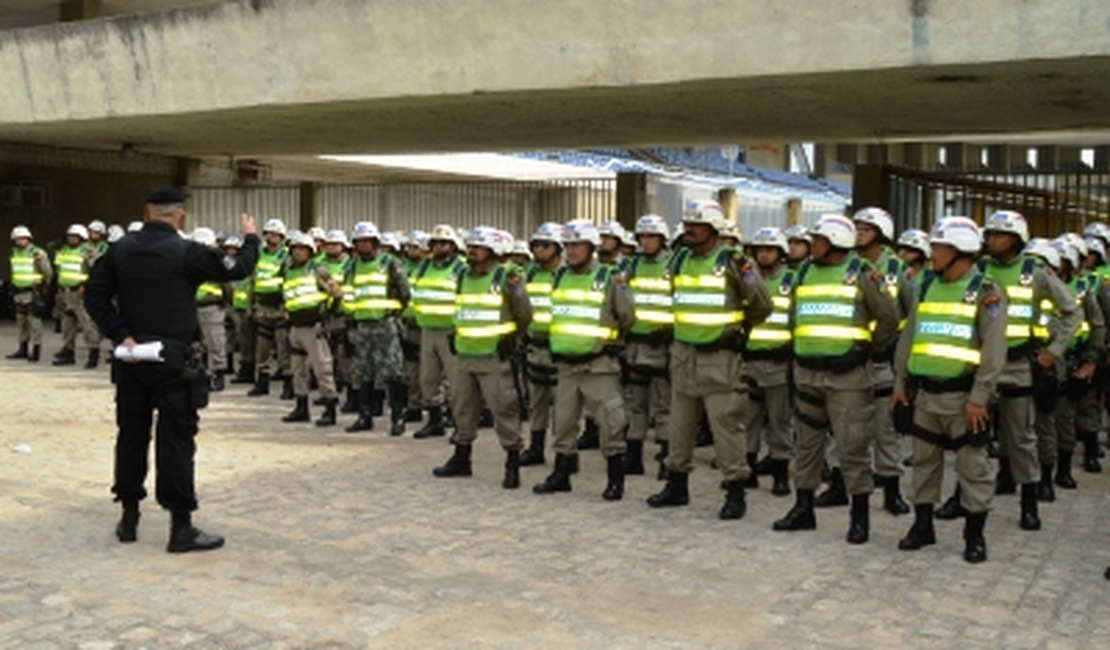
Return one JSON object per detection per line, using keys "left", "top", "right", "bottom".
{"left": 836, "top": 144, "right": 859, "bottom": 166}
{"left": 1035, "top": 146, "right": 1058, "bottom": 171}
{"left": 717, "top": 188, "right": 738, "bottom": 226}
{"left": 985, "top": 145, "right": 1011, "bottom": 172}
{"left": 60, "top": 0, "right": 99, "bottom": 22}
{"left": 812, "top": 144, "right": 830, "bottom": 178}
{"left": 786, "top": 197, "right": 803, "bottom": 227}
{"left": 616, "top": 172, "right": 646, "bottom": 231}
{"left": 299, "top": 181, "right": 317, "bottom": 231}
{"left": 942, "top": 143, "right": 968, "bottom": 171}
{"left": 864, "top": 144, "right": 888, "bottom": 165}
{"left": 1056, "top": 146, "right": 1082, "bottom": 170}
{"left": 852, "top": 164, "right": 886, "bottom": 212}
{"left": 1094, "top": 146, "right": 1110, "bottom": 172}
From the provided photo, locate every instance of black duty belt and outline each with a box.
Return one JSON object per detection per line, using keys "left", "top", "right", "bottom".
{"left": 911, "top": 374, "right": 975, "bottom": 394}
{"left": 795, "top": 349, "right": 868, "bottom": 374}
{"left": 744, "top": 347, "right": 791, "bottom": 363}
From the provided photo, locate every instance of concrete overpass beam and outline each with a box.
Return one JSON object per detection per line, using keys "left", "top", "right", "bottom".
{"left": 616, "top": 172, "right": 646, "bottom": 231}
{"left": 59, "top": 0, "right": 100, "bottom": 23}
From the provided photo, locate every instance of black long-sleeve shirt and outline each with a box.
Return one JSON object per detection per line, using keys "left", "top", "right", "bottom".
{"left": 84, "top": 221, "right": 259, "bottom": 346}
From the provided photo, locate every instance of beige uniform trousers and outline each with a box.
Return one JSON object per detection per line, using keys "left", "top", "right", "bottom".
{"left": 419, "top": 328, "right": 454, "bottom": 408}
{"left": 289, "top": 323, "right": 337, "bottom": 399}
{"left": 793, "top": 364, "right": 875, "bottom": 494}
{"left": 997, "top": 359, "right": 1038, "bottom": 484}
{"left": 451, "top": 354, "right": 524, "bottom": 450}
{"left": 871, "top": 361, "right": 904, "bottom": 477}
{"left": 196, "top": 304, "right": 227, "bottom": 372}
{"left": 744, "top": 358, "right": 793, "bottom": 460}
{"left": 12, "top": 291, "right": 44, "bottom": 345}
{"left": 254, "top": 302, "right": 291, "bottom": 376}
{"left": 911, "top": 390, "right": 995, "bottom": 514}
{"left": 525, "top": 341, "right": 557, "bottom": 434}
{"left": 551, "top": 355, "right": 627, "bottom": 458}
{"left": 624, "top": 341, "right": 670, "bottom": 443}
{"left": 58, "top": 287, "right": 100, "bottom": 351}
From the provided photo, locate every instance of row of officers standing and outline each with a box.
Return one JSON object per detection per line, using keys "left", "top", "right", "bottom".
{"left": 11, "top": 200, "right": 1106, "bottom": 565}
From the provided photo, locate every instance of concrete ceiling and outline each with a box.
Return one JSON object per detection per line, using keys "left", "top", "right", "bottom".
{"left": 0, "top": 1, "right": 218, "bottom": 27}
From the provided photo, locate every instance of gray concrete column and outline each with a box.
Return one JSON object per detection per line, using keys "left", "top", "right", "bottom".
{"left": 786, "top": 197, "right": 803, "bottom": 226}
{"left": 616, "top": 172, "right": 647, "bottom": 231}
{"left": 717, "top": 188, "right": 738, "bottom": 226}
{"left": 985, "top": 145, "right": 1011, "bottom": 172}
{"left": 1094, "top": 146, "right": 1110, "bottom": 172}
{"left": 852, "top": 164, "right": 886, "bottom": 212}
{"left": 812, "top": 144, "right": 830, "bottom": 178}
{"left": 299, "top": 181, "right": 317, "bottom": 232}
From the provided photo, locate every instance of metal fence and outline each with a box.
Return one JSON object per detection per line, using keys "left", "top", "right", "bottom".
{"left": 884, "top": 166, "right": 1110, "bottom": 236}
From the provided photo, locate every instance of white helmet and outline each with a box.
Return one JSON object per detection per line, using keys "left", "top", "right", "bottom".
{"left": 1085, "top": 236, "right": 1106, "bottom": 262}
{"left": 928, "top": 217, "right": 981, "bottom": 255}
{"left": 379, "top": 232, "right": 401, "bottom": 250}
{"left": 1052, "top": 237, "right": 1080, "bottom": 270}
{"left": 10, "top": 225, "right": 32, "bottom": 240}
{"left": 1025, "top": 237, "right": 1060, "bottom": 269}
{"left": 510, "top": 239, "right": 533, "bottom": 258}
{"left": 288, "top": 232, "right": 316, "bottom": 253}
{"left": 324, "top": 229, "right": 350, "bottom": 247}
{"left": 223, "top": 236, "right": 243, "bottom": 249}
{"left": 530, "top": 221, "right": 564, "bottom": 246}
{"left": 191, "top": 227, "right": 216, "bottom": 247}
{"left": 408, "top": 229, "right": 430, "bottom": 249}
{"left": 982, "top": 210, "right": 1029, "bottom": 244}
{"left": 88, "top": 220, "right": 107, "bottom": 235}
{"left": 351, "top": 221, "right": 381, "bottom": 242}
{"left": 1058, "top": 232, "right": 1088, "bottom": 259}
{"left": 896, "top": 229, "right": 931, "bottom": 259}
{"left": 428, "top": 224, "right": 461, "bottom": 249}
{"left": 682, "top": 200, "right": 727, "bottom": 232}
{"left": 809, "top": 214, "right": 856, "bottom": 250}
{"left": 66, "top": 224, "right": 89, "bottom": 240}
{"left": 621, "top": 228, "right": 637, "bottom": 248}
{"left": 107, "top": 225, "right": 125, "bottom": 243}
{"left": 1083, "top": 222, "right": 1110, "bottom": 243}
{"left": 562, "top": 219, "right": 601, "bottom": 247}
{"left": 852, "top": 207, "right": 895, "bottom": 241}
{"left": 748, "top": 226, "right": 788, "bottom": 255}
{"left": 598, "top": 220, "right": 626, "bottom": 240}
{"left": 127, "top": 221, "right": 144, "bottom": 233}
{"left": 465, "top": 226, "right": 501, "bottom": 252}
{"left": 307, "top": 226, "right": 326, "bottom": 241}
{"left": 784, "top": 224, "right": 811, "bottom": 244}
{"left": 634, "top": 214, "right": 670, "bottom": 240}
{"left": 719, "top": 221, "right": 744, "bottom": 244}
{"left": 262, "top": 218, "right": 287, "bottom": 237}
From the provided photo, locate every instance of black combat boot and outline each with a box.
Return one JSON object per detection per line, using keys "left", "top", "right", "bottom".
{"left": 963, "top": 512, "right": 988, "bottom": 563}
{"left": 623, "top": 440, "right": 645, "bottom": 475}
{"left": 577, "top": 417, "right": 600, "bottom": 450}
{"left": 279, "top": 377, "right": 294, "bottom": 400}
{"left": 744, "top": 453, "right": 759, "bottom": 489}
{"left": 116, "top": 501, "right": 140, "bottom": 543}
{"left": 231, "top": 362, "right": 254, "bottom": 384}
{"left": 405, "top": 407, "right": 423, "bottom": 422}
{"left": 770, "top": 458, "right": 791, "bottom": 496}
{"left": 209, "top": 371, "right": 225, "bottom": 393}
{"left": 815, "top": 467, "right": 849, "bottom": 508}
{"left": 370, "top": 388, "right": 385, "bottom": 417}
{"left": 6, "top": 342, "right": 28, "bottom": 359}
{"left": 995, "top": 456, "right": 1016, "bottom": 494}
{"left": 879, "top": 475, "right": 911, "bottom": 515}
{"left": 1036, "top": 463, "right": 1056, "bottom": 502}
{"left": 519, "top": 430, "right": 546, "bottom": 466}
{"left": 503, "top": 449, "right": 521, "bottom": 489}
{"left": 345, "top": 384, "right": 375, "bottom": 433}
{"left": 646, "top": 471, "right": 689, "bottom": 507}
{"left": 282, "top": 396, "right": 310, "bottom": 423}
{"left": 315, "top": 399, "right": 337, "bottom": 427}
{"left": 719, "top": 480, "right": 747, "bottom": 520}
{"left": 225, "top": 353, "right": 235, "bottom": 376}
{"left": 84, "top": 348, "right": 100, "bottom": 369}
{"left": 414, "top": 406, "right": 446, "bottom": 439}
{"left": 934, "top": 485, "right": 968, "bottom": 520}
{"left": 247, "top": 372, "right": 270, "bottom": 397}
{"left": 1080, "top": 431, "right": 1102, "bottom": 473}
{"left": 52, "top": 347, "right": 75, "bottom": 366}
{"left": 655, "top": 441, "right": 670, "bottom": 480}
{"left": 898, "top": 504, "right": 936, "bottom": 551}
{"left": 1019, "top": 483, "right": 1041, "bottom": 530}
{"left": 166, "top": 511, "right": 224, "bottom": 554}
{"left": 846, "top": 493, "right": 870, "bottom": 544}
{"left": 602, "top": 454, "right": 625, "bottom": 501}
{"left": 340, "top": 385, "right": 359, "bottom": 414}
{"left": 388, "top": 380, "right": 408, "bottom": 437}
{"left": 773, "top": 489, "right": 816, "bottom": 531}
{"left": 433, "top": 444, "right": 473, "bottom": 478}
{"left": 533, "top": 453, "right": 574, "bottom": 494}
{"left": 1055, "top": 450, "right": 1077, "bottom": 489}
{"left": 754, "top": 454, "right": 775, "bottom": 476}
{"left": 27, "top": 344, "right": 40, "bottom": 363}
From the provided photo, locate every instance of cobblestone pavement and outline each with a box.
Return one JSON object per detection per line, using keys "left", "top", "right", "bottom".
{"left": 1, "top": 325, "right": 1109, "bottom": 649}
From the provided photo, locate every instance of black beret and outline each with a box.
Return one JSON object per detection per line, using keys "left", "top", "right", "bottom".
{"left": 146, "top": 186, "right": 185, "bottom": 205}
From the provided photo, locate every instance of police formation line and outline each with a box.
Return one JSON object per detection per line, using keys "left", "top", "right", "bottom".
{"left": 8, "top": 204, "right": 1110, "bottom": 565}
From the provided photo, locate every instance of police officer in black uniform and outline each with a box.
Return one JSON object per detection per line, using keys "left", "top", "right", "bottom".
{"left": 84, "top": 187, "right": 259, "bottom": 553}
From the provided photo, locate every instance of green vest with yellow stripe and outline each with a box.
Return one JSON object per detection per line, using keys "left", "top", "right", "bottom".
{"left": 454, "top": 267, "right": 516, "bottom": 357}
{"left": 628, "top": 252, "right": 673, "bottom": 336}
{"left": 671, "top": 246, "right": 743, "bottom": 345}
{"left": 253, "top": 247, "right": 288, "bottom": 296}
{"left": 282, "top": 263, "right": 327, "bottom": 313}
{"left": 746, "top": 267, "right": 794, "bottom": 352}
{"left": 983, "top": 256, "right": 1037, "bottom": 349}
{"left": 195, "top": 282, "right": 223, "bottom": 305}
{"left": 55, "top": 245, "right": 88, "bottom": 288}
{"left": 549, "top": 265, "right": 618, "bottom": 356}
{"left": 412, "top": 258, "right": 466, "bottom": 329}
{"left": 907, "top": 272, "right": 983, "bottom": 379}
{"left": 525, "top": 264, "right": 558, "bottom": 337}
{"left": 792, "top": 255, "right": 871, "bottom": 358}
{"left": 345, "top": 254, "right": 402, "bottom": 322}
{"left": 9, "top": 246, "right": 43, "bottom": 289}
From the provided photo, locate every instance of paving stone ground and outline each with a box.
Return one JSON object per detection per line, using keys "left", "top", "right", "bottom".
{"left": 1, "top": 324, "right": 1109, "bottom": 649}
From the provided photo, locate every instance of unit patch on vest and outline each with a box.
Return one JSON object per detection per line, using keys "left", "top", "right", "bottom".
{"left": 983, "top": 294, "right": 1001, "bottom": 319}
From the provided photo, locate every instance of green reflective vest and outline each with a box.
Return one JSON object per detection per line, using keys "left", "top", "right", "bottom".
{"left": 792, "top": 256, "right": 871, "bottom": 358}
{"left": 231, "top": 279, "right": 250, "bottom": 311}
{"left": 983, "top": 257, "right": 1036, "bottom": 349}
{"left": 746, "top": 268, "right": 794, "bottom": 351}
{"left": 195, "top": 282, "right": 223, "bottom": 304}
{"left": 10, "top": 246, "right": 42, "bottom": 288}
{"left": 254, "top": 247, "right": 288, "bottom": 295}
{"left": 412, "top": 258, "right": 465, "bottom": 329}
{"left": 454, "top": 267, "right": 515, "bottom": 357}
{"left": 345, "top": 255, "right": 401, "bottom": 322}
{"left": 549, "top": 266, "right": 617, "bottom": 356}
{"left": 628, "top": 252, "right": 673, "bottom": 336}
{"left": 671, "top": 247, "right": 743, "bottom": 345}
{"left": 55, "top": 246, "right": 87, "bottom": 288}
{"left": 907, "top": 272, "right": 983, "bottom": 379}
{"left": 525, "top": 264, "right": 558, "bottom": 337}
{"left": 1065, "top": 274, "right": 1091, "bottom": 348}
{"left": 282, "top": 263, "right": 326, "bottom": 313}
{"left": 323, "top": 256, "right": 352, "bottom": 311}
